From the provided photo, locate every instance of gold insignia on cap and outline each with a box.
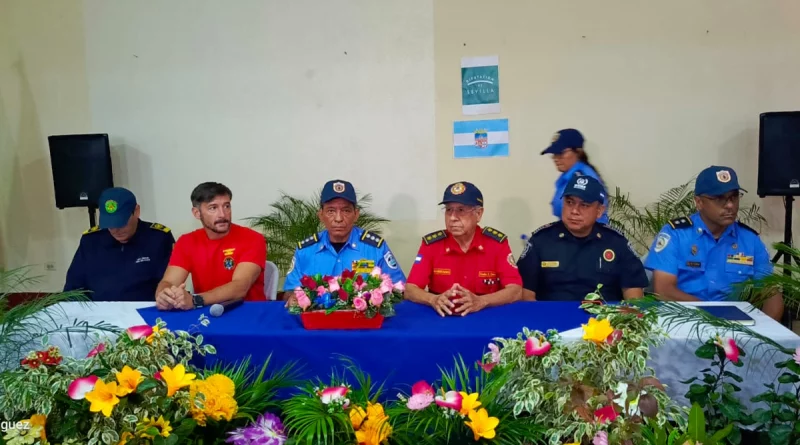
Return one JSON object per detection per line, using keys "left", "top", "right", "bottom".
{"left": 450, "top": 182, "right": 466, "bottom": 195}
{"left": 552, "top": 132, "right": 560, "bottom": 142}
{"left": 716, "top": 170, "right": 731, "bottom": 183}
{"left": 332, "top": 182, "right": 346, "bottom": 193}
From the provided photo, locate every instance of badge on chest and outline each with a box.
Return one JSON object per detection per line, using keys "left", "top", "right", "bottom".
{"left": 352, "top": 259, "right": 375, "bottom": 274}
{"left": 541, "top": 261, "right": 560, "bottom": 268}
{"left": 726, "top": 253, "right": 754, "bottom": 266}
{"left": 223, "top": 248, "right": 236, "bottom": 270}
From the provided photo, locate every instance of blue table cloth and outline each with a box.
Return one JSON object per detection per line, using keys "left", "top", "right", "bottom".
{"left": 137, "top": 301, "right": 591, "bottom": 393}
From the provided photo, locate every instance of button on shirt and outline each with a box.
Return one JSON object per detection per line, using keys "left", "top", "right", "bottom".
{"left": 552, "top": 161, "right": 609, "bottom": 224}
{"left": 517, "top": 221, "right": 648, "bottom": 301}
{"left": 283, "top": 227, "right": 406, "bottom": 291}
{"left": 644, "top": 212, "right": 772, "bottom": 301}
{"left": 64, "top": 219, "right": 174, "bottom": 302}
{"left": 407, "top": 227, "right": 522, "bottom": 295}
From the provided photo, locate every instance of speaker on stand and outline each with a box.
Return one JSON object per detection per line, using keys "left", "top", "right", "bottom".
{"left": 757, "top": 111, "right": 800, "bottom": 328}
{"left": 48, "top": 134, "right": 114, "bottom": 229}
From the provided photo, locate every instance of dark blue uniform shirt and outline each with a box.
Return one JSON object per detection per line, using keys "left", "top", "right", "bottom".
{"left": 64, "top": 219, "right": 174, "bottom": 302}
{"left": 517, "top": 221, "right": 648, "bottom": 301}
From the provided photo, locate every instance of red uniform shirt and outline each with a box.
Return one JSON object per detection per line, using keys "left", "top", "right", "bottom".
{"left": 407, "top": 226, "right": 522, "bottom": 295}
{"left": 169, "top": 223, "right": 267, "bottom": 301}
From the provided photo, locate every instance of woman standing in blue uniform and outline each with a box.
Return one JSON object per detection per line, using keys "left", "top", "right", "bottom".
{"left": 541, "top": 128, "right": 609, "bottom": 224}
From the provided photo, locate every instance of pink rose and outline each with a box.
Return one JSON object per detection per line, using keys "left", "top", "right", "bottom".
{"left": 380, "top": 283, "right": 392, "bottom": 294}
{"left": 294, "top": 288, "right": 308, "bottom": 299}
{"left": 370, "top": 267, "right": 382, "bottom": 277}
{"left": 297, "top": 294, "right": 311, "bottom": 310}
{"left": 393, "top": 281, "right": 405, "bottom": 292}
{"left": 328, "top": 279, "right": 340, "bottom": 292}
{"left": 353, "top": 297, "right": 367, "bottom": 312}
{"left": 316, "top": 286, "right": 327, "bottom": 295}
{"left": 369, "top": 289, "right": 384, "bottom": 306}
{"left": 126, "top": 325, "right": 154, "bottom": 341}
{"left": 380, "top": 273, "right": 391, "bottom": 282}
{"left": 86, "top": 342, "right": 106, "bottom": 358}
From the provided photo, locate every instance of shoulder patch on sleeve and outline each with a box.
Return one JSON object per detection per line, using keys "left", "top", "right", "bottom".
{"left": 360, "top": 230, "right": 385, "bottom": 248}
{"left": 82, "top": 226, "right": 101, "bottom": 235}
{"left": 667, "top": 216, "right": 693, "bottom": 230}
{"left": 737, "top": 221, "right": 759, "bottom": 235}
{"left": 422, "top": 230, "right": 446, "bottom": 245}
{"left": 531, "top": 222, "right": 556, "bottom": 237}
{"left": 298, "top": 233, "right": 320, "bottom": 249}
{"left": 482, "top": 226, "right": 507, "bottom": 243}
{"left": 150, "top": 222, "right": 171, "bottom": 233}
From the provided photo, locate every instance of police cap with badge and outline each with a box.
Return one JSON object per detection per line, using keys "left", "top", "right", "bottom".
{"left": 320, "top": 179, "right": 357, "bottom": 206}
{"left": 84, "top": 187, "right": 138, "bottom": 234}
{"left": 541, "top": 128, "right": 584, "bottom": 155}
{"left": 561, "top": 174, "right": 605, "bottom": 204}
{"left": 439, "top": 181, "right": 484, "bottom": 207}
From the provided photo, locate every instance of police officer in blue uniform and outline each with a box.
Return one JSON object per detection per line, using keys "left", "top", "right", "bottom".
{"left": 64, "top": 187, "right": 175, "bottom": 302}
{"left": 283, "top": 180, "right": 406, "bottom": 302}
{"left": 517, "top": 175, "right": 648, "bottom": 301}
{"left": 645, "top": 166, "right": 784, "bottom": 320}
{"left": 541, "top": 128, "right": 609, "bottom": 224}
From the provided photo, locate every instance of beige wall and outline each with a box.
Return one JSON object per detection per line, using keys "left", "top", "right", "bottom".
{"left": 2, "top": 0, "right": 800, "bottom": 291}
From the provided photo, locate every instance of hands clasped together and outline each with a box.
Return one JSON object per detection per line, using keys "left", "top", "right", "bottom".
{"left": 156, "top": 283, "right": 193, "bottom": 311}
{"left": 429, "top": 283, "right": 487, "bottom": 317}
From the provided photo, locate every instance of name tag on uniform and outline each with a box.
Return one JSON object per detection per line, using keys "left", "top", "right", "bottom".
{"left": 478, "top": 271, "right": 497, "bottom": 278}
{"left": 541, "top": 261, "right": 559, "bottom": 268}
{"left": 434, "top": 268, "right": 451, "bottom": 276}
{"left": 352, "top": 259, "right": 375, "bottom": 274}
{"left": 685, "top": 261, "right": 702, "bottom": 268}
{"left": 726, "top": 254, "right": 754, "bottom": 266}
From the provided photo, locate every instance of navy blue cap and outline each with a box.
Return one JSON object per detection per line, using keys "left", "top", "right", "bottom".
{"left": 541, "top": 128, "right": 585, "bottom": 155}
{"left": 98, "top": 187, "right": 137, "bottom": 229}
{"left": 320, "top": 180, "right": 357, "bottom": 205}
{"left": 439, "top": 181, "right": 484, "bottom": 206}
{"left": 695, "top": 166, "right": 747, "bottom": 196}
{"left": 561, "top": 174, "right": 606, "bottom": 204}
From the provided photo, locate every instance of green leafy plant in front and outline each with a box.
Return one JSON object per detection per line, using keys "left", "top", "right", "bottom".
{"left": 245, "top": 191, "right": 390, "bottom": 277}
{"left": 679, "top": 337, "right": 747, "bottom": 444}
{"left": 746, "top": 347, "right": 800, "bottom": 445}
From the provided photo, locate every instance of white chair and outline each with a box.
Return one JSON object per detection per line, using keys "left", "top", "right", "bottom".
{"left": 264, "top": 261, "right": 280, "bottom": 301}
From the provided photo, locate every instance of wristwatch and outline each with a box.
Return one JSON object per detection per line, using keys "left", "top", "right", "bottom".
{"left": 192, "top": 293, "right": 205, "bottom": 308}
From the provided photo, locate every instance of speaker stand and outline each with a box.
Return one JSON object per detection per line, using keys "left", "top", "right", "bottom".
{"left": 770, "top": 195, "right": 800, "bottom": 328}
{"left": 88, "top": 206, "right": 97, "bottom": 229}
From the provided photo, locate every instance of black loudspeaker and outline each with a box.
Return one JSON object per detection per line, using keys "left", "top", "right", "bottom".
{"left": 758, "top": 111, "right": 800, "bottom": 197}
{"left": 48, "top": 134, "right": 114, "bottom": 209}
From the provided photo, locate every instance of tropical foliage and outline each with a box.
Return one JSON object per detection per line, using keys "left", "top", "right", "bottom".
{"left": 245, "top": 191, "right": 390, "bottom": 277}
{"left": 607, "top": 179, "right": 766, "bottom": 255}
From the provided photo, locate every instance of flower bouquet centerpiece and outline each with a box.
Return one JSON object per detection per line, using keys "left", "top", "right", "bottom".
{"left": 288, "top": 267, "right": 404, "bottom": 330}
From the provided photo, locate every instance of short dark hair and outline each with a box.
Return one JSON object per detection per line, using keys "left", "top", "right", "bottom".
{"left": 191, "top": 182, "right": 232, "bottom": 207}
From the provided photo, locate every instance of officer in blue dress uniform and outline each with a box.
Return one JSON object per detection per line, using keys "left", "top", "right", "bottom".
{"left": 517, "top": 175, "right": 648, "bottom": 301}
{"left": 64, "top": 187, "right": 175, "bottom": 301}
{"left": 645, "top": 166, "right": 784, "bottom": 320}
{"left": 541, "top": 128, "right": 609, "bottom": 223}
{"left": 283, "top": 180, "right": 406, "bottom": 302}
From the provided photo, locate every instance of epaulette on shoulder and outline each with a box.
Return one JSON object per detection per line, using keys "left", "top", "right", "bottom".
{"left": 82, "top": 226, "right": 101, "bottom": 236}
{"left": 298, "top": 233, "right": 320, "bottom": 249}
{"left": 530, "top": 222, "right": 556, "bottom": 237}
{"left": 150, "top": 222, "right": 171, "bottom": 233}
{"left": 422, "top": 230, "right": 446, "bottom": 245}
{"left": 482, "top": 226, "right": 508, "bottom": 243}
{"left": 667, "top": 216, "right": 693, "bottom": 230}
{"left": 360, "top": 230, "right": 384, "bottom": 248}
{"left": 737, "top": 221, "right": 759, "bottom": 235}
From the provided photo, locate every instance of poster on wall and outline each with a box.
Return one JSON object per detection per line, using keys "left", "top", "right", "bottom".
{"left": 453, "top": 118, "right": 509, "bottom": 159}
{"left": 461, "top": 55, "right": 500, "bottom": 115}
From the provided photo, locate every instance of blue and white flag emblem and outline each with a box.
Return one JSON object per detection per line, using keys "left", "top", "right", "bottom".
{"left": 453, "top": 119, "right": 509, "bottom": 159}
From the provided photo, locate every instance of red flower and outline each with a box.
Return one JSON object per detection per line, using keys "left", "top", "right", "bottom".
{"left": 606, "top": 329, "right": 623, "bottom": 345}
{"left": 341, "top": 270, "right": 356, "bottom": 280}
{"left": 21, "top": 358, "right": 41, "bottom": 369}
{"left": 300, "top": 276, "right": 317, "bottom": 289}
{"left": 594, "top": 405, "right": 618, "bottom": 423}
{"left": 322, "top": 275, "right": 333, "bottom": 283}
{"left": 338, "top": 289, "right": 349, "bottom": 301}
{"left": 355, "top": 275, "right": 364, "bottom": 286}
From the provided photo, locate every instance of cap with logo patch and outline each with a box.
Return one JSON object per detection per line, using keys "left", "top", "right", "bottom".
{"left": 694, "top": 166, "right": 746, "bottom": 196}
{"left": 561, "top": 174, "right": 606, "bottom": 204}
{"left": 439, "top": 181, "right": 484, "bottom": 207}
{"left": 320, "top": 179, "right": 357, "bottom": 206}
{"left": 98, "top": 187, "right": 137, "bottom": 229}
{"left": 541, "top": 128, "right": 585, "bottom": 155}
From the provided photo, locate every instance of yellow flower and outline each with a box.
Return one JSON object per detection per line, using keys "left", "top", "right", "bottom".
{"left": 138, "top": 415, "right": 172, "bottom": 439}
{"left": 24, "top": 414, "right": 46, "bottom": 441}
{"left": 355, "top": 415, "right": 392, "bottom": 445}
{"left": 365, "top": 401, "right": 387, "bottom": 421}
{"left": 204, "top": 374, "right": 236, "bottom": 397}
{"left": 85, "top": 379, "right": 120, "bottom": 417}
{"left": 115, "top": 366, "right": 144, "bottom": 397}
{"left": 160, "top": 364, "right": 196, "bottom": 397}
{"left": 146, "top": 325, "right": 165, "bottom": 344}
{"left": 458, "top": 392, "right": 481, "bottom": 415}
{"left": 582, "top": 317, "right": 614, "bottom": 343}
{"left": 117, "top": 431, "right": 134, "bottom": 445}
{"left": 189, "top": 375, "right": 238, "bottom": 426}
{"left": 350, "top": 405, "right": 367, "bottom": 429}
{"left": 465, "top": 408, "right": 499, "bottom": 441}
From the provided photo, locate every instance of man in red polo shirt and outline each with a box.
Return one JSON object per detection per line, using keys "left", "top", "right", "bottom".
{"left": 405, "top": 181, "right": 523, "bottom": 316}
{"left": 155, "top": 182, "right": 266, "bottom": 311}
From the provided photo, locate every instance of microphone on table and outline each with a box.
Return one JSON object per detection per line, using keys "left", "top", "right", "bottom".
{"left": 209, "top": 299, "right": 244, "bottom": 317}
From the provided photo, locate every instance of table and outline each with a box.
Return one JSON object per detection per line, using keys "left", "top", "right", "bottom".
{"left": 38, "top": 301, "right": 800, "bottom": 409}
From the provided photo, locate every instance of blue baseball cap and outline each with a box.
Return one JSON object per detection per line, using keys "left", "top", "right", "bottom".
{"left": 439, "top": 181, "right": 484, "bottom": 206}
{"left": 561, "top": 174, "right": 606, "bottom": 204}
{"left": 541, "top": 128, "right": 585, "bottom": 155}
{"left": 320, "top": 180, "right": 357, "bottom": 205}
{"left": 695, "top": 166, "right": 747, "bottom": 196}
{"left": 98, "top": 187, "right": 137, "bottom": 229}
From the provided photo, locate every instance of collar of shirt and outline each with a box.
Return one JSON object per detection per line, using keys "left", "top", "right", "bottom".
{"left": 554, "top": 220, "right": 603, "bottom": 243}
{"left": 443, "top": 226, "right": 487, "bottom": 254}
{"left": 556, "top": 161, "right": 589, "bottom": 187}
{"left": 317, "top": 227, "right": 363, "bottom": 254}
{"left": 690, "top": 212, "right": 737, "bottom": 241}
{"left": 101, "top": 219, "right": 145, "bottom": 247}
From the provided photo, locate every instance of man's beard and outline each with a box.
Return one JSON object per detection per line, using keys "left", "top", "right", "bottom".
{"left": 204, "top": 218, "right": 230, "bottom": 234}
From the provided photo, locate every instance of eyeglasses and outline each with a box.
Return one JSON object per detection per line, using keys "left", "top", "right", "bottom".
{"left": 700, "top": 192, "right": 743, "bottom": 206}
{"left": 441, "top": 206, "right": 478, "bottom": 216}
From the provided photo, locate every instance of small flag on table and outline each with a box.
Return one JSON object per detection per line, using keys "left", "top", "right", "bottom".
{"left": 453, "top": 118, "right": 509, "bottom": 159}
